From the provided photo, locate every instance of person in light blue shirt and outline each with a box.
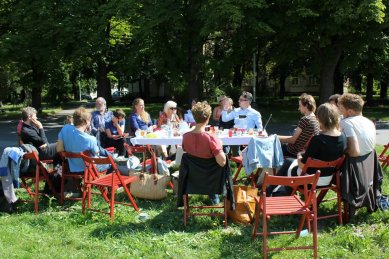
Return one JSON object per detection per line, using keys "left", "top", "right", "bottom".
{"left": 57, "top": 107, "right": 100, "bottom": 173}
{"left": 221, "top": 91, "right": 263, "bottom": 130}
{"left": 184, "top": 99, "right": 197, "bottom": 126}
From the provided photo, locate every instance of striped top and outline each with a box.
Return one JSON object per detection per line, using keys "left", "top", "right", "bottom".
{"left": 287, "top": 114, "right": 320, "bottom": 156}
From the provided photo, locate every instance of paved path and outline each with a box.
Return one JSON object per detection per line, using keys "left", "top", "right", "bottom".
{"left": 0, "top": 108, "right": 387, "bottom": 153}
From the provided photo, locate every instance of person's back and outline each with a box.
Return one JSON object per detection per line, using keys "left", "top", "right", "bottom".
{"left": 57, "top": 108, "right": 99, "bottom": 173}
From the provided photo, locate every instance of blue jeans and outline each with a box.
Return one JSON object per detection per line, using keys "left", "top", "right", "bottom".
{"left": 209, "top": 194, "right": 220, "bottom": 205}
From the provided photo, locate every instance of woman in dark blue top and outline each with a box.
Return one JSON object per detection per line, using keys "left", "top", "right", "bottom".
{"left": 129, "top": 98, "right": 153, "bottom": 135}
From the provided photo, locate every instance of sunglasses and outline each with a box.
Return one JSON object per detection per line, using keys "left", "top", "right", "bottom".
{"left": 239, "top": 99, "right": 249, "bottom": 102}
{"left": 170, "top": 107, "right": 177, "bottom": 110}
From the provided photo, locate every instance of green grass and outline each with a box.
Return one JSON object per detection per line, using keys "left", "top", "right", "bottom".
{"left": 0, "top": 146, "right": 388, "bottom": 258}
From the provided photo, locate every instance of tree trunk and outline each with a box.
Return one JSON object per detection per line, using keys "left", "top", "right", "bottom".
{"left": 96, "top": 60, "right": 111, "bottom": 104}
{"left": 318, "top": 48, "right": 342, "bottom": 105}
{"left": 334, "top": 66, "right": 344, "bottom": 94}
{"left": 233, "top": 64, "right": 244, "bottom": 88}
{"left": 350, "top": 71, "right": 362, "bottom": 93}
{"left": 31, "top": 59, "right": 43, "bottom": 111}
{"left": 380, "top": 80, "right": 388, "bottom": 99}
{"left": 365, "top": 73, "right": 374, "bottom": 106}
{"left": 278, "top": 73, "right": 287, "bottom": 99}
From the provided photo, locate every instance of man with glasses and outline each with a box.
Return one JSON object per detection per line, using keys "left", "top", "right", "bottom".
{"left": 91, "top": 97, "right": 113, "bottom": 145}
{"left": 221, "top": 91, "right": 263, "bottom": 131}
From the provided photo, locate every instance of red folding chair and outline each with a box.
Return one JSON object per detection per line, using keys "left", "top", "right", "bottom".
{"left": 80, "top": 153, "right": 139, "bottom": 222}
{"left": 252, "top": 172, "right": 320, "bottom": 259}
{"left": 299, "top": 156, "right": 346, "bottom": 225}
{"left": 378, "top": 143, "right": 389, "bottom": 170}
{"left": 20, "top": 151, "right": 59, "bottom": 213}
{"left": 58, "top": 151, "right": 84, "bottom": 205}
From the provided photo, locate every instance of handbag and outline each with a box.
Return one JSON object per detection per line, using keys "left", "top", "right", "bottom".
{"left": 227, "top": 185, "right": 258, "bottom": 224}
{"left": 129, "top": 172, "right": 170, "bottom": 200}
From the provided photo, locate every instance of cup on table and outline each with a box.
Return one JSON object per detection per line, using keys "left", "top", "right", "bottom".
{"left": 228, "top": 129, "right": 233, "bottom": 137}
{"left": 205, "top": 125, "right": 210, "bottom": 132}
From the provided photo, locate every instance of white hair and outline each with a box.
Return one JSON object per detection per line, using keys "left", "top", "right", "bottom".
{"left": 163, "top": 100, "right": 177, "bottom": 113}
{"left": 96, "top": 97, "right": 106, "bottom": 105}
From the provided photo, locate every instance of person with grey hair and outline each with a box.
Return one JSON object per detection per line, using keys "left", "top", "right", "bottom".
{"left": 20, "top": 106, "right": 57, "bottom": 160}
{"left": 221, "top": 91, "right": 262, "bottom": 130}
{"left": 91, "top": 97, "right": 113, "bottom": 145}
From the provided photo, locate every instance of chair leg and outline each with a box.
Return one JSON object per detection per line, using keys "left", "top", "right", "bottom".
{"left": 224, "top": 198, "right": 227, "bottom": 228}
{"left": 110, "top": 187, "right": 115, "bottom": 222}
{"left": 251, "top": 201, "right": 261, "bottom": 240}
{"left": 336, "top": 190, "right": 343, "bottom": 225}
{"left": 262, "top": 209, "right": 268, "bottom": 259}
{"left": 232, "top": 164, "right": 242, "bottom": 184}
{"left": 123, "top": 183, "right": 139, "bottom": 211}
{"left": 34, "top": 175, "right": 39, "bottom": 214}
{"left": 312, "top": 212, "right": 318, "bottom": 259}
{"left": 82, "top": 184, "right": 87, "bottom": 214}
{"left": 60, "top": 176, "right": 65, "bottom": 205}
{"left": 184, "top": 195, "right": 188, "bottom": 226}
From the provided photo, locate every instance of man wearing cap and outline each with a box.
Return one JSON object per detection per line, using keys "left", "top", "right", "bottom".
{"left": 221, "top": 91, "right": 263, "bottom": 130}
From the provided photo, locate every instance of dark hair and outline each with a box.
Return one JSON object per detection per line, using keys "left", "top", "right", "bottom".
{"left": 299, "top": 93, "right": 316, "bottom": 112}
{"left": 113, "top": 109, "right": 125, "bottom": 119}
{"left": 328, "top": 94, "right": 341, "bottom": 105}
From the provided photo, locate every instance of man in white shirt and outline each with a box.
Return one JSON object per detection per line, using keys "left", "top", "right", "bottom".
{"left": 338, "top": 93, "right": 376, "bottom": 157}
{"left": 221, "top": 91, "right": 263, "bottom": 130}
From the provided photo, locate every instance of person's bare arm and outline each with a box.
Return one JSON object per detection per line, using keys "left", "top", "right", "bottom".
{"left": 105, "top": 128, "right": 114, "bottom": 138}
{"left": 215, "top": 151, "right": 226, "bottom": 167}
{"left": 279, "top": 127, "right": 302, "bottom": 144}
{"left": 345, "top": 137, "right": 360, "bottom": 157}
{"left": 56, "top": 140, "right": 64, "bottom": 153}
{"left": 112, "top": 117, "right": 124, "bottom": 136}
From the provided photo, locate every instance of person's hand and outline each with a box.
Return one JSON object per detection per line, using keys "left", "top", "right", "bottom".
{"left": 112, "top": 116, "right": 118, "bottom": 126}
{"left": 31, "top": 118, "right": 43, "bottom": 129}
{"left": 39, "top": 143, "right": 47, "bottom": 150}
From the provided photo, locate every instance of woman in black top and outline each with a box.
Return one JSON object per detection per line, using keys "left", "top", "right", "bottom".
{"left": 268, "top": 103, "right": 346, "bottom": 195}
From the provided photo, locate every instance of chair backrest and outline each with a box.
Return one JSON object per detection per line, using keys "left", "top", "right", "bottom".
{"left": 59, "top": 151, "right": 82, "bottom": 173}
{"left": 80, "top": 152, "right": 118, "bottom": 181}
{"left": 262, "top": 172, "right": 320, "bottom": 206}
{"left": 180, "top": 153, "right": 226, "bottom": 195}
{"left": 302, "top": 156, "right": 345, "bottom": 173}
{"left": 379, "top": 143, "right": 389, "bottom": 159}
{"left": 301, "top": 156, "right": 345, "bottom": 186}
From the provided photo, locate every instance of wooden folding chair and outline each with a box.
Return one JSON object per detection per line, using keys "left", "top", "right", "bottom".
{"left": 20, "top": 151, "right": 59, "bottom": 213}
{"left": 58, "top": 151, "right": 84, "bottom": 205}
{"left": 378, "top": 143, "right": 389, "bottom": 170}
{"left": 231, "top": 154, "right": 267, "bottom": 187}
{"left": 180, "top": 154, "right": 228, "bottom": 228}
{"left": 299, "top": 156, "right": 345, "bottom": 225}
{"left": 252, "top": 172, "right": 320, "bottom": 259}
{"left": 80, "top": 153, "right": 139, "bottom": 222}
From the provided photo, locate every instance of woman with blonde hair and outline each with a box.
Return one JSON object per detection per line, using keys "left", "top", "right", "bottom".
{"left": 129, "top": 98, "right": 153, "bottom": 134}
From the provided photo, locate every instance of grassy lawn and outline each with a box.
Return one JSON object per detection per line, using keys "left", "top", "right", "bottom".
{"left": 0, "top": 146, "right": 388, "bottom": 258}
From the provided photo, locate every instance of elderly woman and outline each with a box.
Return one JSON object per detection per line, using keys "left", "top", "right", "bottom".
{"left": 268, "top": 103, "right": 346, "bottom": 195}
{"left": 279, "top": 93, "right": 320, "bottom": 158}
{"left": 103, "top": 109, "right": 127, "bottom": 156}
{"left": 182, "top": 101, "right": 226, "bottom": 204}
{"left": 129, "top": 98, "right": 153, "bottom": 135}
{"left": 157, "top": 100, "right": 181, "bottom": 128}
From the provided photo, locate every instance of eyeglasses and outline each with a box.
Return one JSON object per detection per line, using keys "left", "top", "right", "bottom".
{"left": 170, "top": 107, "right": 177, "bottom": 110}
{"left": 239, "top": 99, "right": 249, "bottom": 102}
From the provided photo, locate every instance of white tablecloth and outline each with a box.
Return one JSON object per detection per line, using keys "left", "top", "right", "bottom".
{"left": 130, "top": 135, "right": 256, "bottom": 146}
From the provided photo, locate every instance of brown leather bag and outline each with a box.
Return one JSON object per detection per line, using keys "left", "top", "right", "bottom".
{"left": 227, "top": 185, "right": 258, "bottom": 224}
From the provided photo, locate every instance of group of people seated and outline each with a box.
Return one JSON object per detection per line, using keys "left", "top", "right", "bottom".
{"left": 1, "top": 90, "right": 383, "bottom": 218}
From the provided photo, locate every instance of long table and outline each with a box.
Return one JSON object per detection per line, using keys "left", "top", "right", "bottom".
{"left": 130, "top": 134, "right": 256, "bottom": 146}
